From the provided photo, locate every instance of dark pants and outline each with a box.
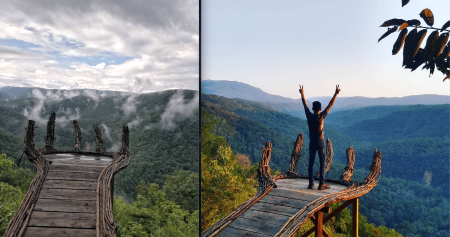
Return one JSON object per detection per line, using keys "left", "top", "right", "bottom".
{"left": 308, "top": 139, "right": 326, "bottom": 184}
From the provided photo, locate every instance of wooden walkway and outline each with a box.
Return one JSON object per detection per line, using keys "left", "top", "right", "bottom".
{"left": 5, "top": 117, "right": 130, "bottom": 237}
{"left": 203, "top": 139, "right": 382, "bottom": 237}
{"left": 216, "top": 179, "right": 347, "bottom": 237}
{"left": 23, "top": 153, "right": 112, "bottom": 237}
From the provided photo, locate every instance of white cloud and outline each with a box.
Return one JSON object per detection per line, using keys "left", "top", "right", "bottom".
{"left": 0, "top": 0, "right": 199, "bottom": 92}
{"left": 155, "top": 90, "right": 199, "bottom": 130}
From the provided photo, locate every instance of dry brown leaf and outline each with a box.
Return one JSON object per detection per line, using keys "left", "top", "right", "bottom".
{"left": 399, "top": 22, "right": 409, "bottom": 31}
{"left": 419, "top": 8, "right": 434, "bottom": 26}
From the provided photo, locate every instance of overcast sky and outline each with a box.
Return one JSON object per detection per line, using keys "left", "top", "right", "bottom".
{"left": 202, "top": 0, "right": 450, "bottom": 98}
{"left": 0, "top": 0, "right": 199, "bottom": 93}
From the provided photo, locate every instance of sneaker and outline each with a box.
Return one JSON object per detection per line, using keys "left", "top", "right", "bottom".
{"left": 308, "top": 183, "right": 314, "bottom": 189}
{"left": 318, "top": 183, "right": 330, "bottom": 190}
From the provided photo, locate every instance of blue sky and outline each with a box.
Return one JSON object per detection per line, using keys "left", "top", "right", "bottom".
{"left": 202, "top": 0, "right": 450, "bottom": 98}
{"left": 0, "top": 0, "right": 199, "bottom": 93}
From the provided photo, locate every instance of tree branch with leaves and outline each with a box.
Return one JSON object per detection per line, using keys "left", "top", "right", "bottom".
{"left": 378, "top": 5, "right": 450, "bottom": 81}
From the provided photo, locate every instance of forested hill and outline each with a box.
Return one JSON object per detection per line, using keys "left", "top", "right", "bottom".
{"left": 201, "top": 94, "right": 360, "bottom": 172}
{"left": 202, "top": 94, "right": 449, "bottom": 196}
{"left": 0, "top": 88, "right": 199, "bottom": 201}
{"left": 333, "top": 104, "right": 450, "bottom": 143}
{"left": 202, "top": 80, "right": 450, "bottom": 117}
{"left": 201, "top": 93, "right": 450, "bottom": 236}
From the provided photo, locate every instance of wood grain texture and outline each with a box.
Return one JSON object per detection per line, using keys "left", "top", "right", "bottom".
{"left": 39, "top": 188, "right": 96, "bottom": 200}
{"left": 228, "top": 217, "right": 284, "bottom": 236}
{"left": 46, "top": 171, "right": 100, "bottom": 181}
{"left": 23, "top": 227, "right": 96, "bottom": 237}
{"left": 48, "top": 159, "right": 110, "bottom": 167}
{"left": 249, "top": 202, "right": 300, "bottom": 216}
{"left": 42, "top": 179, "right": 97, "bottom": 190}
{"left": 27, "top": 211, "right": 96, "bottom": 228}
{"left": 216, "top": 226, "right": 272, "bottom": 237}
{"left": 258, "top": 194, "right": 311, "bottom": 209}
{"left": 267, "top": 189, "right": 323, "bottom": 202}
{"left": 33, "top": 199, "right": 96, "bottom": 214}
{"left": 239, "top": 209, "right": 291, "bottom": 226}
{"left": 49, "top": 164, "right": 105, "bottom": 173}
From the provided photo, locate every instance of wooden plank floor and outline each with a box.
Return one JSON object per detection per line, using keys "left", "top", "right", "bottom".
{"left": 23, "top": 153, "right": 112, "bottom": 237}
{"left": 216, "top": 179, "right": 348, "bottom": 237}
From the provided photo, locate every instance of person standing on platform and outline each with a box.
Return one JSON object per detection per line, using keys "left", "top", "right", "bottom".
{"left": 299, "top": 85, "right": 340, "bottom": 190}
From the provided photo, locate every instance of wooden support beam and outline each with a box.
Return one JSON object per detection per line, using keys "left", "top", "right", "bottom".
{"left": 314, "top": 211, "right": 323, "bottom": 237}
{"left": 301, "top": 200, "right": 354, "bottom": 237}
{"left": 352, "top": 198, "right": 359, "bottom": 237}
{"left": 323, "top": 199, "right": 353, "bottom": 223}
{"left": 319, "top": 206, "right": 331, "bottom": 213}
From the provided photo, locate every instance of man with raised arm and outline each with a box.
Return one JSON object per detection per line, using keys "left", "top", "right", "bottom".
{"left": 299, "top": 85, "right": 340, "bottom": 190}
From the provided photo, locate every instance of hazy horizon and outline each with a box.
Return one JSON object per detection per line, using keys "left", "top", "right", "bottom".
{"left": 202, "top": 79, "right": 450, "bottom": 100}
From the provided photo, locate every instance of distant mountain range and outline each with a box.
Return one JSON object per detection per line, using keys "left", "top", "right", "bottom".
{"left": 202, "top": 80, "right": 450, "bottom": 117}
{"left": 0, "top": 86, "right": 136, "bottom": 99}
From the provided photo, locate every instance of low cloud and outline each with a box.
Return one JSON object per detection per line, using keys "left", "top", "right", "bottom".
{"left": 127, "top": 116, "right": 143, "bottom": 130}
{"left": 22, "top": 89, "right": 81, "bottom": 125}
{"left": 153, "top": 90, "right": 199, "bottom": 130}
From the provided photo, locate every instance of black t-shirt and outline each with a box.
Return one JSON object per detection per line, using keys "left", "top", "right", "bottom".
{"left": 305, "top": 109, "right": 328, "bottom": 140}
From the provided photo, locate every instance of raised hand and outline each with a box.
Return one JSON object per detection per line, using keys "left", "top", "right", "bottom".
{"left": 335, "top": 85, "right": 341, "bottom": 95}
{"left": 299, "top": 85, "right": 304, "bottom": 95}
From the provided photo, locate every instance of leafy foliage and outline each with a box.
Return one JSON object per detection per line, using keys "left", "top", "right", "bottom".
{"left": 201, "top": 111, "right": 258, "bottom": 230}
{"left": 0, "top": 154, "right": 35, "bottom": 236}
{"left": 114, "top": 181, "right": 198, "bottom": 237}
{"left": 162, "top": 169, "right": 199, "bottom": 212}
{"left": 378, "top": 6, "right": 450, "bottom": 80}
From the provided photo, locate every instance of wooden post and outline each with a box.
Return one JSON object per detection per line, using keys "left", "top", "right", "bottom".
{"left": 314, "top": 211, "right": 323, "bottom": 237}
{"left": 44, "top": 112, "right": 56, "bottom": 151}
{"left": 352, "top": 198, "right": 359, "bottom": 237}
{"left": 111, "top": 176, "right": 114, "bottom": 208}
{"left": 288, "top": 132, "right": 303, "bottom": 175}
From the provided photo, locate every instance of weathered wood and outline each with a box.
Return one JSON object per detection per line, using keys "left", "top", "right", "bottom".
{"left": 4, "top": 120, "right": 50, "bottom": 237}
{"left": 259, "top": 195, "right": 311, "bottom": 209}
{"left": 258, "top": 142, "right": 276, "bottom": 192}
{"left": 72, "top": 120, "right": 82, "bottom": 151}
{"left": 288, "top": 132, "right": 303, "bottom": 175}
{"left": 94, "top": 124, "right": 106, "bottom": 153}
{"left": 203, "top": 140, "right": 382, "bottom": 237}
{"left": 44, "top": 153, "right": 112, "bottom": 161}
{"left": 49, "top": 160, "right": 110, "bottom": 167}
{"left": 46, "top": 171, "right": 100, "bottom": 181}
{"left": 39, "top": 188, "right": 96, "bottom": 200}
{"left": 267, "top": 189, "right": 325, "bottom": 202}
{"left": 340, "top": 146, "right": 355, "bottom": 182}
{"left": 33, "top": 198, "right": 96, "bottom": 214}
{"left": 352, "top": 198, "right": 359, "bottom": 237}
{"left": 27, "top": 211, "right": 95, "bottom": 229}
{"left": 7, "top": 115, "right": 129, "bottom": 237}
{"left": 319, "top": 206, "right": 330, "bottom": 213}
{"left": 216, "top": 227, "right": 271, "bottom": 237}
{"left": 44, "top": 112, "right": 56, "bottom": 152}
{"left": 23, "top": 227, "right": 96, "bottom": 237}
{"left": 42, "top": 179, "right": 97, "bottom": 190}
{"left": 97, "top": 125, "right": 131, "bottom": 237}
{"left": 314, "top": 211, "right": 323, "bottom": 237}
{"left": 240, "top": 209, "right": 291, "bottom": 226}
{"left": 228, "top": 217, "right": 283, "bottom": 236}
{"left": 49, "top": 164, "right": 105, "bottom": 173}
{"left": 250, "top": 202, "right": 300, "bottom": 216}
